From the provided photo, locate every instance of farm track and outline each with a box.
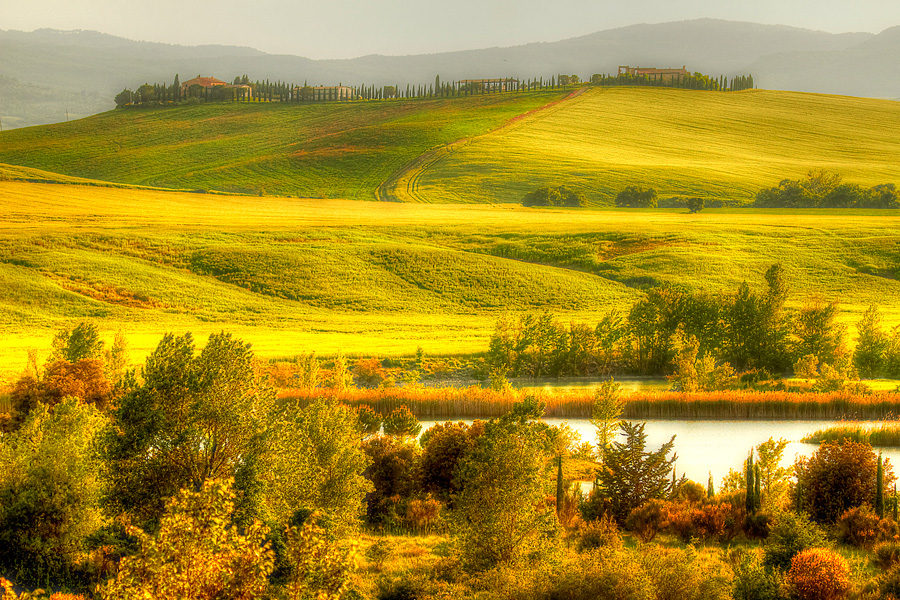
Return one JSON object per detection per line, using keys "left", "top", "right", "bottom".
{"left": 376, "top": 87, "right": 590, "bottom": 203}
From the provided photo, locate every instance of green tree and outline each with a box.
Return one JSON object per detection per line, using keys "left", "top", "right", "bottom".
{"left": 266, "top": 398, "right": 372, "bottom": 532}
{"left": 453, "top": 398, "right": 555, "bottom": 570}
{"left": 596, "top": 420, "right": 679, "bottom": 523}
{"left": 615, "top": 185, "right": 658, "bottom": 208}
{"left": 755, "top": 437, "right": 792, "bottom": 508}
{"left": 0, "top": 399, "right": 106, "bottom": 588}
{"left": 794, "top": 297, "right": 846, "bottom": 368}
{"left": 589, "top": 378, "right": 625, "bottom": 461}
{"left": 49, "top": 321, "right": 104, "bottom": 363}
{"left": 687, "top": 197, "right": 705, "bottom": 213}
{"left": 854, "top": 305, "right": 889, "bottom": 378}
{"left": 419, "top": 420, "right": 485, "bottom": 501}
{"left": 99, "top": 332, "right": 276, "bottom": 529}
{"left": 328, "top": 352, "right": 354, "bottom": 390}
{"left": 382, "top": 405, "right": 422, "bottom": 440}
{"left": 98, "top": 479, "right": 273, "bottom": 600}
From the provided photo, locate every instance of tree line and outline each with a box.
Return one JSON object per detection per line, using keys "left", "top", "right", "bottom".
{"left": 755, "top": 169, "right": 900, "bottom": 209}
{"left": 114, "top": 72, "right": 587, "bottom": 108}
{"left": 590, "top": 71, "right": 753, "bottom": 92}
{"left": 488, "top": 264, "right": 900, "bottom": 386}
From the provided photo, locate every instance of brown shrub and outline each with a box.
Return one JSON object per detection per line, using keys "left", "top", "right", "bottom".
{"left": 787, "top": 548, "right": 851, "bottom": 600}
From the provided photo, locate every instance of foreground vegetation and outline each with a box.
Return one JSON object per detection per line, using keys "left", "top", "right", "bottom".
{"left": 4, "top": 327, "right": 900, "bottom": 599}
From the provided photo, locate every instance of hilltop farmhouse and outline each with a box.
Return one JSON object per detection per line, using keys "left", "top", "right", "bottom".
{"left": 617, "top": 66, "right": 690, "bottom": 82}
{"left": 181, "top": 76, "right": 253, "bottom": 97}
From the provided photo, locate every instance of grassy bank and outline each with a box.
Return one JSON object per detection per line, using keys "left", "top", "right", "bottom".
{"left": 803, "top": 421, "right": 900, "bottom": 446}
{"left": 279, "top": 387, "right": 900, "bottom": 420}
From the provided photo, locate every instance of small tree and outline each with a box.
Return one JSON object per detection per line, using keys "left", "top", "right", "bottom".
{"left": 687, "top": 197, "right": 705, "bottom": 213}
{"left": 596, "top": 420, "right": 679, "bottom": 523}
{"left": 382, "top": 405, "right": 421, "bottom": 439}
{"left": 855, "top": 305, "right": 889, "bottom": 378}
{"left": 589, "top": 378, "right": 625, "bottom": 461}
{"left": 615, "top": 186, "right": 658, "bottom": 208}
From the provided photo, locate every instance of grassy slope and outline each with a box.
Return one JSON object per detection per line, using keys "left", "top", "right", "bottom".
{"left": 409, "top": 87, "right": 900, "bottom": 203}
{"left": 0, "top": 92, "right": 565, "bottom": 200}
{"left": 2, "top": 180, "right": 899, "bottom": 373}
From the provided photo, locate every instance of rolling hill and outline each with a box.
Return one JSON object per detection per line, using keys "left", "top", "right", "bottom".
{"left": 1, "top": 178, "right": 899, "bottom": 372}
{"left": 396, "top": 87, "right": 900, "bottom": 204}
{"left": 0, "top": 91, "right": 565, "bottom": 199}
{"left": 3, "top": 87, "right": 899, "bottom": 203}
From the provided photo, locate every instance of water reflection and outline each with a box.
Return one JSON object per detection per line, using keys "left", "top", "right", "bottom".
{"left": 420, "top": 418, "right": 900, "bottom": 488}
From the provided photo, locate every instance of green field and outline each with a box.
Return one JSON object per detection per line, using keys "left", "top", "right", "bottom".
{"left": 0, "top": 92, "right": 565, "bottom": 199}
{"left": 1, "top": 179, "right": 899, "bottom": 375}
{"left": 402, "top": 87, "right": 900, "bottom": 204}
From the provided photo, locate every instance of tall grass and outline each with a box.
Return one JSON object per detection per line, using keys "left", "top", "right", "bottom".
{"left": 803, "top": 421, "right": 900, "bottom": 446}
{"left": 278, "top": 387, "right": 900, "bottom": 421}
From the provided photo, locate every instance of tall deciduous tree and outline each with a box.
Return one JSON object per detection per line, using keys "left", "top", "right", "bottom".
{"left": 99, "top": 332, "right": 275, "bottom": 528}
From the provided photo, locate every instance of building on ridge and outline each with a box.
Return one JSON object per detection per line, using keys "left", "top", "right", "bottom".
{"left": 617, "top": 66, "right": 690, "bottom": 82}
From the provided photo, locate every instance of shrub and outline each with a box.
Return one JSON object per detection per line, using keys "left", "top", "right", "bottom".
{"left": 786, "top": 548, "right": 850, "bottom": 600}
{"left": 419, "top": 421, "right": 485, "bottom": 501}
{"left": 836, "top": 505, "right": 880, "bottom": 547}
{"left": 729, "top": 548, "right": 784, "bottom": 600}
{"left": 354, "top": 359, "right": 385, "bottom": 388}
{"left": 744, "top": 511, "right": 772, "bottom": 540}
{"left": 795, "top": 439, "right": 881, "bottom": 523}
{"left": 362, "top": 437, "right": 420, "bottom": 526}
{"left": 639, "top": 546, "right": 731, "bottom": 600}
{"left": 543, "top": 548, "right": 655, "bottom": 600}
{"left": 764, "top": 510, "right": 829, "bottom": 571}
{"left": 626, "top": 499, "right": 667, "bottom": 542}
{"left": 873, "top": 541, "right": 900, "bottom": 570}
{"left": 382, "top": 405, "right": 422, "bottom": 439}
{"left": 578, "top": 513, "right": 623, "bottom": 551}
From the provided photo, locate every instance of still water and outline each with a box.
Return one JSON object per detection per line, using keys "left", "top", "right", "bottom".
{"left": 419, "top": 418, "right": 900, "bottom": 487}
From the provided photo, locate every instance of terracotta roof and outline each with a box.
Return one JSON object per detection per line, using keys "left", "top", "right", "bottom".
{"left": 181, "top": 76, "right": 227, "bottom": 88}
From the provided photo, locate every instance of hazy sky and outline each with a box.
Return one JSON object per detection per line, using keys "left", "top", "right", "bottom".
{"left": 3, "top": 0, "right": 899, "bottom": 59}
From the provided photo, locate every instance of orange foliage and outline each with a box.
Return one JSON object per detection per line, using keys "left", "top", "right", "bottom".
{"left": 787, "top": 548, "right": 851, "bottom": 600}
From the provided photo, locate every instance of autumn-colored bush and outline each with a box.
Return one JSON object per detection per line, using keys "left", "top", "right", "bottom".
{"left": 405, "top": 496, "right": 443, "bottom": 533}
{"left": 578, "top": 513, "right": 623, "bottom": 551}
{"left": 795, "top": 439, "right": 884, "bottom": 523}
{"left": 786, "top": 548, "right": 851, "bottom": 600}
{"left": 625, "top": 499, "right": 667, "bottom": 542}
{"left": 836, "top": 505, "right": 881, "bottom": 547}
{"left": 419, "top": 420, "right": 485, "bottom": 501}
{"left": 354, "top": 358, "right": 386, "bottom": 388}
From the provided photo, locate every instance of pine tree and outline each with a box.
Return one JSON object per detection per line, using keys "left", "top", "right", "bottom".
{"left": 877, "top": 453, "right": 885, "bottom": 518}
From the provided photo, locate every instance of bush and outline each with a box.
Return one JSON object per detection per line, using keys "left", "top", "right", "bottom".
{"left": 382, "top": 405, "right": 422, "bottom": 439}
{"left": 578, "top": 514, "right": 623, "bottom": 551}
{"left": 639, "top": 546, "right": 731, "bottom": 600}
{"left": 542, "top": 548, "right": 655, "bottom": 600}
{"left": 362, "top": 437, "right": 420, "bottom": 526}
{"left": 786, "top": 548, "right": 850, "bottom": 600}
{"left": 795, "top": 439, "right": 881, "bottom": 523}
{"left": 764, "top": 511, "right": 829, "bottom": 571}
{"left": 873, "top": 541, "right": 900, "bottom": 570}
{"left": 354, "top": 358, "right": 386, "bottom": 388}
{"left": 419, "top": 421, "right": 485, "bottom": 501}
{"left": 626, "top": 499, "right": 667, "bottom": 542}
{"left": 836, "top": 505, "right": 880, "bottom": 547}
{"left": 729, "top": 549, "right": 784, "bottom": 600}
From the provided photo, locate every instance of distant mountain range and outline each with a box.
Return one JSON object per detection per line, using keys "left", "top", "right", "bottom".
{"left": 1, "top": 19, "right": 898, "bottom": 129}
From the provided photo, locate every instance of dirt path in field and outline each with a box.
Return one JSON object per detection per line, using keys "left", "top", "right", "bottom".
{"left": 376, "top": 86, "right": 591, "bottom": 203}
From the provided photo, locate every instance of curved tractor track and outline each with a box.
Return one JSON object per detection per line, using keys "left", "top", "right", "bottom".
{"left": 376, "top": 86, "right": 590, "bottom": 203}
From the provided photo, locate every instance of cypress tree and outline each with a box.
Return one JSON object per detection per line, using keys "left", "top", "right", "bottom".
{"left": 754, "top": 464, "right": 761, "bottom": 510}
{"left": 877, "top": 453, "right": 885, "bottom": 518}
{"left": 745, "top": 452, "right": 755, "bottom": 513}
{"left": 707, "top": 471, "right": 715, "bottom": 498}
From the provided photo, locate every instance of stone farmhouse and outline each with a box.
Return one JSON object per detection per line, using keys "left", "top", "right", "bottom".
{"left": 181, "top": 76, "right": 252, "bottom": 97}
{"left": 617, "top": 66, "right": 690, "bottom": 82}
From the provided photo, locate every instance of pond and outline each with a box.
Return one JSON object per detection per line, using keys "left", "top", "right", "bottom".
{"left": 419, "top": 418, "right": 900, "bottom": 488}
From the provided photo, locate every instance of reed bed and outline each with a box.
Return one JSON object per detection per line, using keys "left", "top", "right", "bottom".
{"left": 803, "top": 421, "right": 900, "bottom": 446}
{"left": 277, "top": 387, "right": 900, "bottom": 421}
